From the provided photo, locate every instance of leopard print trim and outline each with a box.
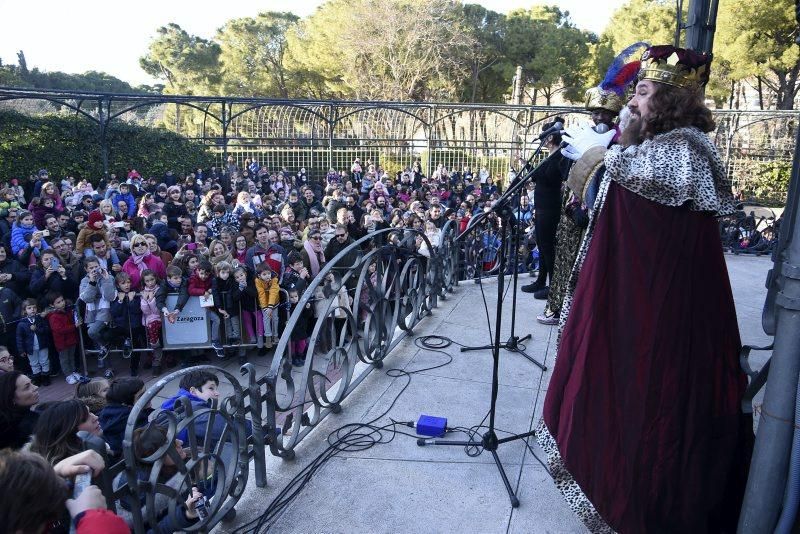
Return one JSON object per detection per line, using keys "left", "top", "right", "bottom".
{"left": 540, "top": 128, "right": 731, "bottom": 531}
{"left": 556, "top": 127, "right": 733, "bottom": 347}
{"left": 535, "top": 420, "right": 616, "bottom": 533}
{"left": 604, "top": 126, "right": 736, "bottom": 216}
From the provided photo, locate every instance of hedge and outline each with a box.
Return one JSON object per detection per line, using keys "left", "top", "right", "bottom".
{"left": 0, "top": 110, "right": 214, "bottom": 183}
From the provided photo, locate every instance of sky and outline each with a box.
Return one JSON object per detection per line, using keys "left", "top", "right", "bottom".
{"left": 0, "top": 0, "right": 627, "bottom": 86}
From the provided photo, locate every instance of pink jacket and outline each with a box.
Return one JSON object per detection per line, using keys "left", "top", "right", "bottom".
{"left": 122, "top": 253, "right": 166, "bottom": 290}
{"left": 140, "top": 291, "right": 160, "bottom": 326}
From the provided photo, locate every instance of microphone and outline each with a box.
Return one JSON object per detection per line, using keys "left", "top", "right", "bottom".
{"left": 538, "top": 121, "right": 564, "bottom": 140}
{"left": 594, "top": 123, "right": 610, "bottom": 134}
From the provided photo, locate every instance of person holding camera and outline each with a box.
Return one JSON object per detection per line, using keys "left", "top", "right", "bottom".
{"left": 79, "top": 256, "right": 117, "bottom": 377}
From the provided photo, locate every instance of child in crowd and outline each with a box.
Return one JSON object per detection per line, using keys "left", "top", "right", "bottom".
{"left": 79, "top": 256, "right": 116, "bottom": 378}
{"left": 45, "top": 291, "right": 80, "bottom": 384}
{"left": 109, "top": 272, "right": 144, "bottom": 376}
{"left": 98, "top": 377, "right": 148, "bottom": 458}
{"left": 11, "top": 210, "right": 48, "bottom": 256}
{"left": 75, "top": 377, "right": 110, "bottom": 415}
{"left": 213, "top": 261, "right": 245, "bottom": 363}
{"left": 234, "top": 266, "right": 265, "bottom": 353}
{"left": 160, "top": 369, "right": 225, "bottom": 445}
{"left": 16, "top": 298, "right": 51, "bottom": 385}
{"left": 75, "top": 210, "right": 109, "bottom": 256}
{"left": 187, "top": 260, "right": 224, "bottom": 358}
{"left": 255, "top": 262, "right": 279, "bottom": 350}
{"left": 139, "top": 269, "right": 165, "bottom": 374}
{"left": 287, "top": 288, "right": 313, "bottom": 367}
{"left": 282, "top": 251, "right": 310, "bottom": 294}
{"left": 157, "top": 265, "right": 190, "bottom": 366}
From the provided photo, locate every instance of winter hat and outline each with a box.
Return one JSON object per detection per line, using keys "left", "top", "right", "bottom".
{"left": 167, "top": 185, "right": 182, "bottom": 196}
{"left": 88, "top": 210, "right": 104, "bottom": 229}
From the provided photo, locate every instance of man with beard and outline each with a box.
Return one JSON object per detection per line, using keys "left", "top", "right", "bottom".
{"left": 346, "top": 193, "right": 364, "bottom": 225}
{"left": 536, "top": 45, "right": 751, "bottom": 533}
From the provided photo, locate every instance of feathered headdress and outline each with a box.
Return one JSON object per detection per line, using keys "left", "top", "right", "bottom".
{"left": 585, "top": 42, "right": 649, "bottom": 113}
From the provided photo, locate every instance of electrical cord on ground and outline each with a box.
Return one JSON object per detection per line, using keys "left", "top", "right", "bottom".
{"left": 232, "top": 334, "right": 468, "bottom": 533}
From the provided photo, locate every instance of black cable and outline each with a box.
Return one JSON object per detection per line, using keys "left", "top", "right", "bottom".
{"left": 231, "top": 334, "right": 460, "bottom": 533}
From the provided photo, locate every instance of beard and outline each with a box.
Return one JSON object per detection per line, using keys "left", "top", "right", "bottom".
{"left": 619, "top": 112, "right": 648, "bottom": 147}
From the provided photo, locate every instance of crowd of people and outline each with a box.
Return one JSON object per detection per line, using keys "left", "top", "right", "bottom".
{"left": 0, "top": 367, "right": 248, "bottom": 532}
{"left": 0, "top": 158, "right": 527, "bottom": 386}
{"left": 0, "top": 155, "right": 553, "bottom": 532}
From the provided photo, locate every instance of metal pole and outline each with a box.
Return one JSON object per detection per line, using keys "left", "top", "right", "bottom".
{"left": 738, "top": 106, "right": 800, "bottom": 534}
{"left": 328, "top": 104, "right": 335, "bottom": 175}
{"left": 98, "top": 98, "right": 110, "bottom": 178}
{"left": 221, "top": 101, "right": 229, "bottom": 164}
{"left": 684, "top": 0, "right": 716, "bottom": 55}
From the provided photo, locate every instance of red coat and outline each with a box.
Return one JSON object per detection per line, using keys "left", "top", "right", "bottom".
{"left": 47, "top": 308, "right": 78, "bottom": 351}
{"left": 75, "top": 508, "right": 129, "bottom": 534}
{"left": 187, "top": 272, "right": 212, "bottom": 296}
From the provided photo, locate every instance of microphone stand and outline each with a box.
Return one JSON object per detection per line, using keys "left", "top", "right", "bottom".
{"left": 419, "top": 139, "right": 553, "bottom": 507}
{"left": 456, "top": 140, "right": 550, "bottom": 372}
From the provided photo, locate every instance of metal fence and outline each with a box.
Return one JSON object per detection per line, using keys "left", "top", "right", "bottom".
{"left": 0, "top": 87, "right": 796, "bottom": 202}
{"left": 77, "top": 223, "right": 461, "bottom": 532}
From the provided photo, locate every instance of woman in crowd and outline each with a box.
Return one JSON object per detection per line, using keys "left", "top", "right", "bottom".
{"left": 29, "top": 399, "right": 102, "bottom": 465}
{"left": 29, "top": 248, "right": 79, "bottom": 305}
{"left": 0, "top": 370, "right": 40, "bottom": 449}
{"left": 122, "top": 234, "right": 167, "bottom": 290}
{"left": 209, "top": 238, "right": 234, "bottom": 269}
{"left": 144, "top": 232, "right": 174, "bottom": 267}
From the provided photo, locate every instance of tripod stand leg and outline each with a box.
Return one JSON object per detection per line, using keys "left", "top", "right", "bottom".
{"left": 491, "top": 449, "right": 520, "bottom": 507}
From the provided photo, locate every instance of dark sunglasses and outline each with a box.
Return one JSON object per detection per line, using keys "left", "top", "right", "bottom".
{"left": 335, "top": 233, "right": 346, "bottom": 238}
{"left": 310, "top": 236, "right": 321, "bottom": 240}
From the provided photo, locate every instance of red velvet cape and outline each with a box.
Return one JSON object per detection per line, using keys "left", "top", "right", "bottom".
{"left": 543, "top": 182, "right": 750, "bottom": 533}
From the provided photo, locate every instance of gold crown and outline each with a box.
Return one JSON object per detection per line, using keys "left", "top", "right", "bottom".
{"left": 639, "top": 51, "right": 709, "bottom": 89}
{"left": 584, "top": 87, "right": 624, "bottom": 113}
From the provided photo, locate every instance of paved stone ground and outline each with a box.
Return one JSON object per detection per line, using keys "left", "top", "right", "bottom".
{"left": 218, "top": 253, "right": 772, "bottom": 534}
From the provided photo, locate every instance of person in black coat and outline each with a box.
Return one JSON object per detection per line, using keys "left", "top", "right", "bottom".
{"left": 29, "top": 250, "right": 79, "bottom": 307}
{"left": 98, "top": 377, "right": 149, "bottom": 458}
{"left": 521, "top": 118, "right": 572, "bottom": 297}
{"left": 0, "top": 245, "right": 30, "bottom": 298}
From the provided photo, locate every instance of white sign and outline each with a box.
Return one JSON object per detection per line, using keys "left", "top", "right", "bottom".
{"left": 163, "top": 295, "right": 210, "bottom": 347}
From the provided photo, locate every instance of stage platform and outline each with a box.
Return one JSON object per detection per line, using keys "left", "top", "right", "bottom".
{"left": 219, "top": 253, "right": 772, "bottom": 534}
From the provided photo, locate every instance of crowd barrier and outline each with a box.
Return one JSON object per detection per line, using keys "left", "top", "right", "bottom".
{"left": 80, "top": 223, "right": 463, "bottom": 532}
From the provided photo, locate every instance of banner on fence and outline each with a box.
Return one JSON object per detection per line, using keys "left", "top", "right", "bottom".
{"left": 163, "top": 295, "right": 211, "bottom": 348}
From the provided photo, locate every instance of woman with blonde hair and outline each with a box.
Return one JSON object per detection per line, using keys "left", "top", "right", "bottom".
{"left": 122, "top": 234, "right": 167, "bottom": 290}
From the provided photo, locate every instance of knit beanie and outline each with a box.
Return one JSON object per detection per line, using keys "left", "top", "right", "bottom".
{"left": 88, "top": 210, "right": 104, "bottom": 229}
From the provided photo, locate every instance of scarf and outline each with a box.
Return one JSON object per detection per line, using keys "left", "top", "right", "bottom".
{"left": 131, "top": 250, "right": 150, "bottom": 272}
{"left": 303, "top": 239, "right": 325, "bottom": 277}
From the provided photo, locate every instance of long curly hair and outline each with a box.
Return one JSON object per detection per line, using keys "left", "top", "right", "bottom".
{"left": 643, "top": 82, "right": 715, "bottom": 137}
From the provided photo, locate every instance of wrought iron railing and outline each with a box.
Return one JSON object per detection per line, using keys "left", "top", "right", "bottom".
{"left": 85, "top": 223, "right": 460, "bottom": 532}
{"left": 1, "top": 87, "right": 795, "bottom": 202}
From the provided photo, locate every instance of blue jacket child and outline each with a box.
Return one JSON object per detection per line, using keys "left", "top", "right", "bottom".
{"left": 11, "top": 218, "right": 49, "bottom": 256}
{"left": 160, "top": 370, "right": 253, "bottom": 446}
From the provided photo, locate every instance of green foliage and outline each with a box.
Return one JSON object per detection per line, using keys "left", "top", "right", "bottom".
{"left": 716, "top": 0, "right": 799, "bottom": 109}
{"left": 140, "top": 23, "right": 221, "bottom": 94}
{"left": 602, "top": 0, "right": 677, "bottom": 52}
{"left": 0, "top": 56, "right": 147, "bottom": 94}
{"left": 504, "top": 6, "right": 594, "bottom": 105}
{"left": 217, "top": 12, "right": 299, "bottom": 98}
{"left": 0, "top": 110, "right": 213, "bottom": 181}
{"left": 458, "top": 4, "right": 513, "bottom": 103}
{"left": 285, "top": 0, "right": 476, "bottom": 101}
{"left": 740, "top": 160, "right": 792, "bottom": 206}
